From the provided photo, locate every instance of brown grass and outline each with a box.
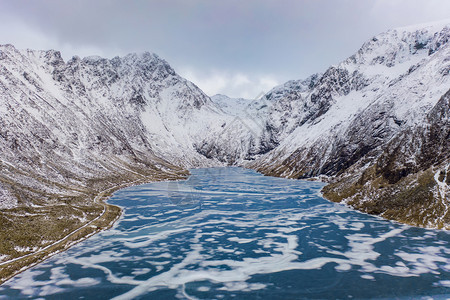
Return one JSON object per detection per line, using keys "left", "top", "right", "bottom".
{"left": 0, "top": 169, "right": 188, "bottom": 285}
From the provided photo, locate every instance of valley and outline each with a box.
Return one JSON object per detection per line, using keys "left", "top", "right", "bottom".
{"left": 0, "top": 20, "right": 449, "bottom": 285}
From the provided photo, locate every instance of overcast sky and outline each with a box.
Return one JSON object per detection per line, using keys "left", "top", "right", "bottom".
{"left": 0, "top": 0, "right": 449, "bottom": 98}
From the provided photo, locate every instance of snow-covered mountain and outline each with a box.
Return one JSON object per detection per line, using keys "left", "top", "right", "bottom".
{"left": 0, "top": 47, "right": 212, "bottom": 209}
{"left": 197, "top": 94, "right": 275, "bottom": 163}
{"left": 249, "top": 20, "right": 450, "bottom": 228}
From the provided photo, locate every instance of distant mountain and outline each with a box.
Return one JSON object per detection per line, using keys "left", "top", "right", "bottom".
{"left": 248, "top": 20, "right": 450, "bottom": 228}
{"left": 210, "top": 94, "right": 253, "bottom": 116}
{"left": 198, "top": 94, "right": 275, "bottom": 163}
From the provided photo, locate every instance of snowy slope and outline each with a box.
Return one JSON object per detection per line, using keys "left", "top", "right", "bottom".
{"left": 251, "top": 20, "right": 449, "bottom": 177}
{"left": 197, "top": 94, "right": 275, "bottom": 163}
{"left": 0, "top": 47, "right": 206, "bottom": 208}
{"left": 249, "top": 20, "right": 450, "bottom": 227}
{"left": 210, "top": 94, "right": 254, "bottom": 116}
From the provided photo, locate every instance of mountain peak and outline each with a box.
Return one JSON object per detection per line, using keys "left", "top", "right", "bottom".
{"left": 345, "top": 19, "right": 449, "bottom": 69}
{"left": 392, "top": 18, "right": 450, "bottom": 34}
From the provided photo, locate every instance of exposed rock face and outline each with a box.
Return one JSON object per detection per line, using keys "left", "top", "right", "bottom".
{"left": 322, "top": 90, "right": 449, "bottom": 228}
{"left": 376, "top": 90, "right": 449, "bottom": 184}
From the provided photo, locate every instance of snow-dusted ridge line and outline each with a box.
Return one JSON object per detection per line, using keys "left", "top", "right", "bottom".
{"left": 393, "top": 18, "right": 450, "bottom": 33}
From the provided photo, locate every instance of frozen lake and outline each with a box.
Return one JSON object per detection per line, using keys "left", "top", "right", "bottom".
{"left": 1, "top": 167, "right": 449, "bottom": 299}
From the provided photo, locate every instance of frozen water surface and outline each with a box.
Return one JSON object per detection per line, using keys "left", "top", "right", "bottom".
{"left": 1, "top": 168, "right": 449, "bottom": 299}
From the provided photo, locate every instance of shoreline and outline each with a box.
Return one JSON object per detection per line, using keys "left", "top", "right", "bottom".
{"left": 249, "top": 164, "right": 449, "bottom": 230}
{"left": 0, "top": 174, "right": 187, "bottom": 285}
{"left": 0, "top": 195, "right": 121, "bottom": 285}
